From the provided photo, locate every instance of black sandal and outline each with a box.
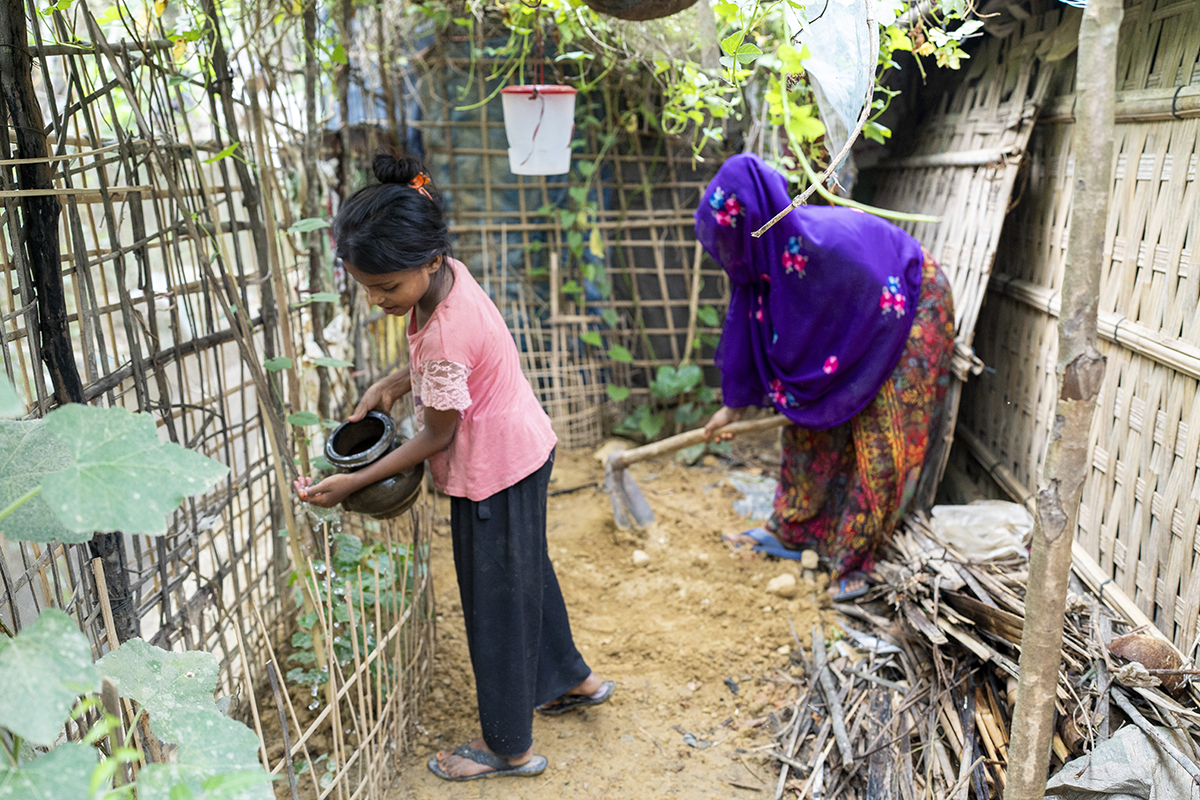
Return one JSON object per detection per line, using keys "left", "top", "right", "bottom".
{"left": 537, "top": 679, "right": 616, "bottom": 715}
{"left": 427, "top": 744, "right": 548, "bottom": 781}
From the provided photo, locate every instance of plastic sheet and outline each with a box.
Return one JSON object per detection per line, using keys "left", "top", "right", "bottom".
{"left": 1045, "top": 724, "right": 1199, "bottom": 800}
{"left": 788, "top": 0, "right": 876, "bottom": 153}
{"left": 928, "top": 500, "right": 1033, "bottom": 561}
{"left": 727, "top": 472, "right": 778, "bottom": 521}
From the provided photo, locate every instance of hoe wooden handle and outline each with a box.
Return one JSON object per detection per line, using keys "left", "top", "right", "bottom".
{"left": 611, "top": 415, "right": 789, "bottom": 468}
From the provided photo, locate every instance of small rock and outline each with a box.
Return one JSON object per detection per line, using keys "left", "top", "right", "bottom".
{"left": 776, "top": 645, "right": 790, "bottom": 655}
{"left": 800, "top": 550, "right": 820, "bottom": 569}
{"left": 632, "top": 549, "right": 651, "bottom": 567}
{"left": 766, "top": 573, "right": 798, "bottom": 598}
{"left": 702, "top": 454, "right": 719, "bottom": 467}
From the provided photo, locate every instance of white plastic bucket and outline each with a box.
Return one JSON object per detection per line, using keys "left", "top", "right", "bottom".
{"left": 500, "top": 85, "right": 578, "bottom": 176}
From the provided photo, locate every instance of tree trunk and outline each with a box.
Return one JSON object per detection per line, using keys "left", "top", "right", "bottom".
{"left": 303, "top": 0, "right": 332, "bottom": 420}
{"left": 0, "top": 0, "right": 138, "bottom": 641}
{"left": 1002, "top": 1, "right": 1121, "bottom": 798}
{"left": 0, "top": 0, "right": 81, "bottom": 406}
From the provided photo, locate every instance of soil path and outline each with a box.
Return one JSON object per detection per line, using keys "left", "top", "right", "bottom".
{"left": 390, "top": 436, "right": 833, "bottom": 798}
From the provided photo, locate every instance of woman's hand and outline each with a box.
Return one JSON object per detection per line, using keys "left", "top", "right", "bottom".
{"left": 349, "top": 368, "right": 411, "bottom": 422}
{"left": 703, "top": 406, "right": 745, "bottom": 441}
{"left": 294, "top": 474, "right": 361, "bottom": 508}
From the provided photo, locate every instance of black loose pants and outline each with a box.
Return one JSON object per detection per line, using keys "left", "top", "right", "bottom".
{"left": 449, "top": 451, "right": 591, "bottom": 756}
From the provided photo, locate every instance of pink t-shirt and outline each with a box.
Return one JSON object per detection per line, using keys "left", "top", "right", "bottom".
{"left": 407, "top": 258, "right": 557, "bottom": 501}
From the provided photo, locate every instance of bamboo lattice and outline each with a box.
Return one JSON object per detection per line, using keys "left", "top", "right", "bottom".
{"left": 870, "top": 5, "right": 1063, "bottom": 503}
{"left": 0, "top": 1, "right": 437, "bottom": 795}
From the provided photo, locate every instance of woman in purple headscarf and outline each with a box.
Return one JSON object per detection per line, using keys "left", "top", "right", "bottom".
{"left": 697, "top": 154, "right": 955, "bottom": 598}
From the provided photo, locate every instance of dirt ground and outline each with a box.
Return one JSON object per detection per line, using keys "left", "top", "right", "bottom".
{"left": 390, "top": 432, "right": 835, "bottom": 798}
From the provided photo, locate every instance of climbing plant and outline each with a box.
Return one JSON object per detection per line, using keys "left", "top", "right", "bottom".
{"left": 0, "top": 610, "right": 274, "bottom": 800}
{"left": 0, "top": 383, "right": 269, "bottom": 799}
{"left": 409, "top": 0, "right": 981, "bottom": 440}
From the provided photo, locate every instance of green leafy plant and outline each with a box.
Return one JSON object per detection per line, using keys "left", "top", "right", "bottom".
{"left": 0, "top": 380, "right": 272, "bottom": 798}
{"left": 613, "top": 363, "right": 721, "bottom": 444}
{"left": 286, "top": 533, "right": 414, "bottom": 700}
{"left": 0, "top": 610, "right": 273, "bottom": 800}
{"left": 0, "top": 404, "right": 229, "bottom": 543}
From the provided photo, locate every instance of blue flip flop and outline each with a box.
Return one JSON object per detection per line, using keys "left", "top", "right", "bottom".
{"left": 427, "top": 744, "right": 548, "bottom": 781}
{"left": 724, "top": 527, "right": 805, "bottom": 560}
{"left": 831, "top": 571, "right": 872, "bottom": 602}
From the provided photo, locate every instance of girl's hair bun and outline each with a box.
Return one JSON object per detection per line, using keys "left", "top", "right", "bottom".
{"left": 373, "top": 153, "right": 426, "bottom": 186}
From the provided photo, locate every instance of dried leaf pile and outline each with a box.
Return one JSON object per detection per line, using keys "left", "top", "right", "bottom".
{"left": 760, "top": 516, "right": 1200, "bottom": 799}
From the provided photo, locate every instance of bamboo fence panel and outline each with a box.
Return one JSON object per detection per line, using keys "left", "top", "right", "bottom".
{"left": 0, "top": 3, "right": 437, "bottom": 793}
{"left": 956, "top": 0, "right": 1200, "bottom": 650}
{"left": 871, "top": 6, "right": 1063, "bottom": 503}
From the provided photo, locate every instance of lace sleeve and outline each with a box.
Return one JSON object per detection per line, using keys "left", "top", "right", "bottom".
{"left": 420, "top": 360, "right": 472, "bottom": 412}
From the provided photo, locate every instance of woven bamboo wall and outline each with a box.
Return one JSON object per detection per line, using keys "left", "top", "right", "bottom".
{"left": 407, "top": 39, "right": 728, "bottom": 448}
{"left": 870, "top": 4, "right": 1062, "bottom": 502}
{"left": 955, "top": 0, "right": 1200, "bottom": 650}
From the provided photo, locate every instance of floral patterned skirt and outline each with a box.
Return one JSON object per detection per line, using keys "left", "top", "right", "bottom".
{"left": 766, "top": 254, "right": 955, "bottom": 579}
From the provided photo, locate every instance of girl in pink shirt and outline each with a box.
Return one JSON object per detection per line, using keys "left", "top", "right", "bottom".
{"left": 295, "top": 155, "right": 613, "bottom": 781}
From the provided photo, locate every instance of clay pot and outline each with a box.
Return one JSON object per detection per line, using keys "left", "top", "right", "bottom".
{"left": 324, "top": 411, "right": 423, "bottom": 520}
{"left": 580, "top": 0, "right": 699, "bottom": 21}
{"left": 1108, "top": 633, "right": 1184, "bottom": 693}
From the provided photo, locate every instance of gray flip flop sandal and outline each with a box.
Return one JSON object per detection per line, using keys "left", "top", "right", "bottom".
{"left": 427, "top": 744, "right": 548, "bottom": 781}
{"left": 537, "top": 679, "right": 616, "bottom": 715}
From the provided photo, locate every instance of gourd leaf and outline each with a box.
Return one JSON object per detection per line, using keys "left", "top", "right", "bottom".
{"left": 735, "top": 43, "right": 763, "bottom": 64}
{"left": 0, "top": 610, "right": 99, "bottom": 746}
{"left": 99, "top": 639, "right": 220, "bottom": 735}
{"left": 696, "top": 305, "right": 720, "bottom": 327}
{"left": 286, "top": 411, "right": 320, "bottom": 427}
{"left": 674, "top": 442, "right": 707, "bottom": 465}
{"left": 651, "top": 364, "right": 703, "bottom": 399}
{"left": 136, "top": 709, "right": 272, "bottom": 800}
{"left": 719, "top": 32, "right": 743, "bottom": 56}
{"left": 287, "top": 218, "right": 329, "bottom": 235}
{"left": 0, "top": 420, "right": 78, "bottom": 543}
{"left": 41, "top": 405, "right": 229, "bottom": 536}
{"left": 0, "top": 742, "right": 97, "bottom": 800}
{"left": 262, "top": 357, "right": 293, "bottom": 372}
{"left": 605, "top": 385, "right": 630, "bottom": 402}
{"left": 637, "top": 411, "right": 665, "bottom": 440}
{"left": 0, "top": 378, "right": 23, "bottom": 418}
{"left": 608, "top": 344, "right": 633, "bottom": 363}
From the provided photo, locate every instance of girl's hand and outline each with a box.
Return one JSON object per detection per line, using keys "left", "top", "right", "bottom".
{"left": 349, "top": 371, "right": 411, "bottom": 422}
{"left": 294, "top": 474, "right": 360, "bottom": 508}
{"left": 703, "top": 406, "right": 745, "bottom": 441}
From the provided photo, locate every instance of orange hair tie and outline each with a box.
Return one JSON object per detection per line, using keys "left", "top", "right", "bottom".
{"left": 409, "top": 172, "right": 432, "bottom": 200}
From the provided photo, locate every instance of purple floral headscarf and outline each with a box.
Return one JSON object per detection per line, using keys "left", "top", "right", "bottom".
{"left": 696, "top": 153, "right": 924, "bottom": 430}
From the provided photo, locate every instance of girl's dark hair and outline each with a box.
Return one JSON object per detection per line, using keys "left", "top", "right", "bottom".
{"left": 332, "top": 153, "right": 450, "bottom": 275}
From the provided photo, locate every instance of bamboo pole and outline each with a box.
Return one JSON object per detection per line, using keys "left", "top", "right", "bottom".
{"left": 1002, "top": 1, "right": 1122, "bottom": 798}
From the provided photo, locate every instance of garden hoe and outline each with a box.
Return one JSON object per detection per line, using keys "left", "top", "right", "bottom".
{"left": 603, "top": 415, "right": 790, "bottom": 528}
